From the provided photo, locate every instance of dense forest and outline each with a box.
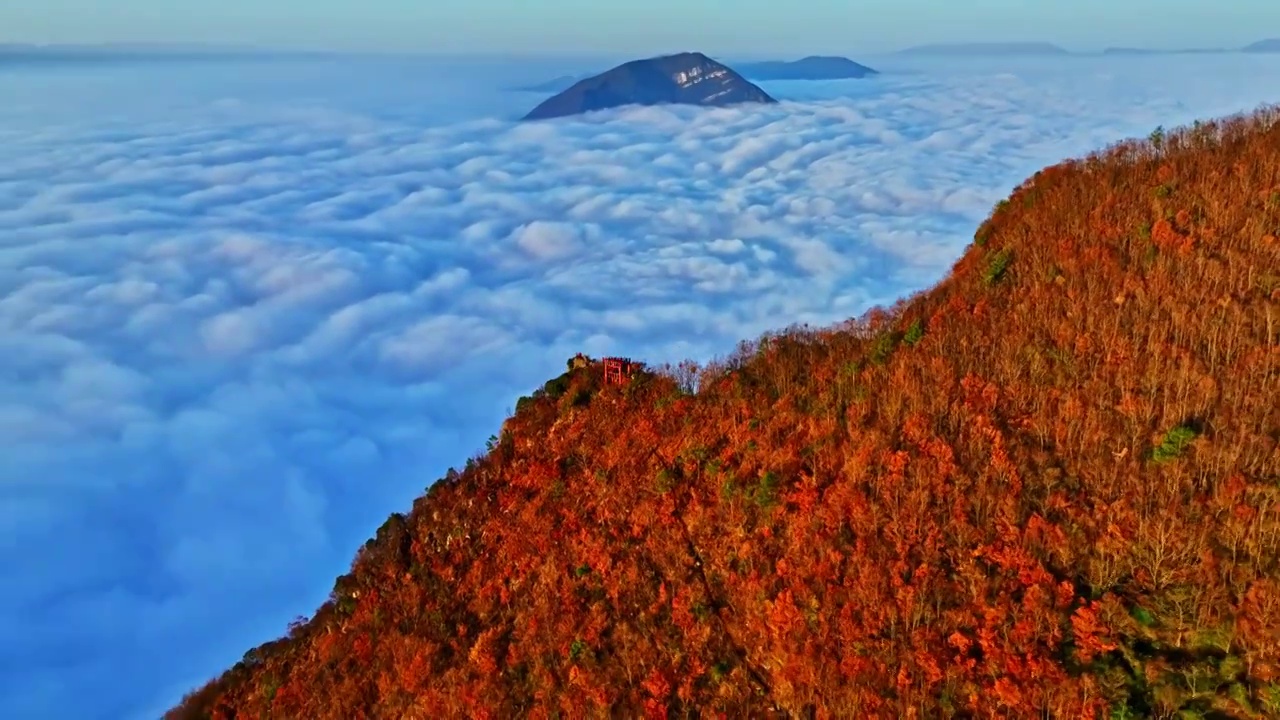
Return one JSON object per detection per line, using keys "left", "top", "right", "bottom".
{"left": 170, "top": 106, "right": 1280, "bottom": 719}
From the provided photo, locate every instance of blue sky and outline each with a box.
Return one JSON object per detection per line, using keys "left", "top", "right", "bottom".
{"left": 2, "top": 0, "right": 1277, "bottom": 55}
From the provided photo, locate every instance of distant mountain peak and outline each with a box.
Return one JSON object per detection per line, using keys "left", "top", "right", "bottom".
{"left": 521, "top": 52, "right": 776, "bottom": 121}
{"left": 1243, "top": 38, "right": 1280, "bottom": 52}
{"left": 737, "top": 55, "right": 877, "bottom": 81}
{"left": 515, "top": 54, "right": 877, "bottom": 96}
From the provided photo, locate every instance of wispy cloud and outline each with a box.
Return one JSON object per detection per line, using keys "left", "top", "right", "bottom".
{"left": 2, "top": 53, "right": 1279, "bottom": 719}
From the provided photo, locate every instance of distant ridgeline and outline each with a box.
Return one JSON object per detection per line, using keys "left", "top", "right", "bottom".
{"left": 735, "top": 56, "right": 877, "bottom": 81}
{"left": 513, "top": 52, "right": 879, "bottom": 118}
{"left": 1243, "top": 39, "right": 1280, "bottom": 53}
{"left": 892, "top": 39, "right": 1280, "bottom": 56}
{"left": 894, "top": 41, "right": 1071, "bottom": 56}
{"left": 170, "top": 106, "right": 1280, "bottom": 718}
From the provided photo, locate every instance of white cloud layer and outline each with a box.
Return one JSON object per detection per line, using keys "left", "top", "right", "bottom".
{"left": 2, "top": 53, "right": 1279, "bottom": 719}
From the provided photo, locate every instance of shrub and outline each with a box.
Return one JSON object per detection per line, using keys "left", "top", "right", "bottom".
{"left": 903, "top": 319, "right": 925, "bottom": 347}
{"left": 983, "top": 249, "right": 1014, "bottom": 286}
{"left": 1152, "top": 425, "right": 1198, "bottom": 463}
{"left": 869, "top": 331, "right": 900, "bottom": 365}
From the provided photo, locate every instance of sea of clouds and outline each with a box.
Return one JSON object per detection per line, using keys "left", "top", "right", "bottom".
{"left": 3, "top": 51, "right": 1280, "bottom": 719}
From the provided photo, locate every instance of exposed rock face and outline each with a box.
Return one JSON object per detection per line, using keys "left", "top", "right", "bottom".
{"left": 522, "top": 52, "right": 776, "bottom": 121}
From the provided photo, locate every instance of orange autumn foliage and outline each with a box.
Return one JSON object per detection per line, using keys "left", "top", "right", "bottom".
{"left": 169, "top": 107, "right": 1280, "bottom": 719}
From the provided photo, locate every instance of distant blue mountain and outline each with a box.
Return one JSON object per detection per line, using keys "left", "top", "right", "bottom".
{"left": 513, "top": 74, "right": 591, "bottom": 93}
{"left": 737, "top": 56, "right": 877, "bottom": 80}
{"left": 522, "top": 52, "right": 776, "bottom": 121}
{"left": 1102, "top": 47, "right": 1227, "bottom": 55}
{"left": 1102, "top": 47, "right": 1161, "bottom": 55}
{"left": 896, "top": 42, "right": 1070, "bottom": 56}
{"left": 1243, "top": 39, "right": 1280, "bottom": 53}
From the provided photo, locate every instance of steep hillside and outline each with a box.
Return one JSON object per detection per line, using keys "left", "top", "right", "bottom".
{"left": 170, "top": 109, "right": 1280, "bottom": 719}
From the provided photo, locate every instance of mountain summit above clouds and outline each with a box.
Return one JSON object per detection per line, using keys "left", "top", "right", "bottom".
{"left": 522, "top": 52, "right": 776, "bottom": 120}
{"left": 514, "top": 55, "right": 876, "bottom": 95}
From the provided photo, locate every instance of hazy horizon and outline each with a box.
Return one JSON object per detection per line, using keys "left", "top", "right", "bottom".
{"left": 3, "top": 0, "right": 1279, "bottom": 56}
{"left": 2, "top": 37, "right": 1279, "bottom": 60}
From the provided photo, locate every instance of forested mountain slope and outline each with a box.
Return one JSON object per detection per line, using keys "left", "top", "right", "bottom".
{"left": 171, "top": 107, "right": 1280, "bottom": 719}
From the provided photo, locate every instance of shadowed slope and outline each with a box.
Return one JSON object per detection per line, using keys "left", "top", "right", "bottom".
{"left": 170, "top": 107, "right": 1280, "bottom": 719}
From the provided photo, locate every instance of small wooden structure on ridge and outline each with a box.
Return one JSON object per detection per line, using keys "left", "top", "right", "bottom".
{"left": 602, "top": 357, "right": 638, "bottom": 385}
{"left": 569, "top": 353, "right": 638, "bottom": 385}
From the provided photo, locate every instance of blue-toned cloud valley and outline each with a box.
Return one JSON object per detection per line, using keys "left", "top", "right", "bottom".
{"left": 3, "top": 52, "right": 1280, "bottom": 719}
